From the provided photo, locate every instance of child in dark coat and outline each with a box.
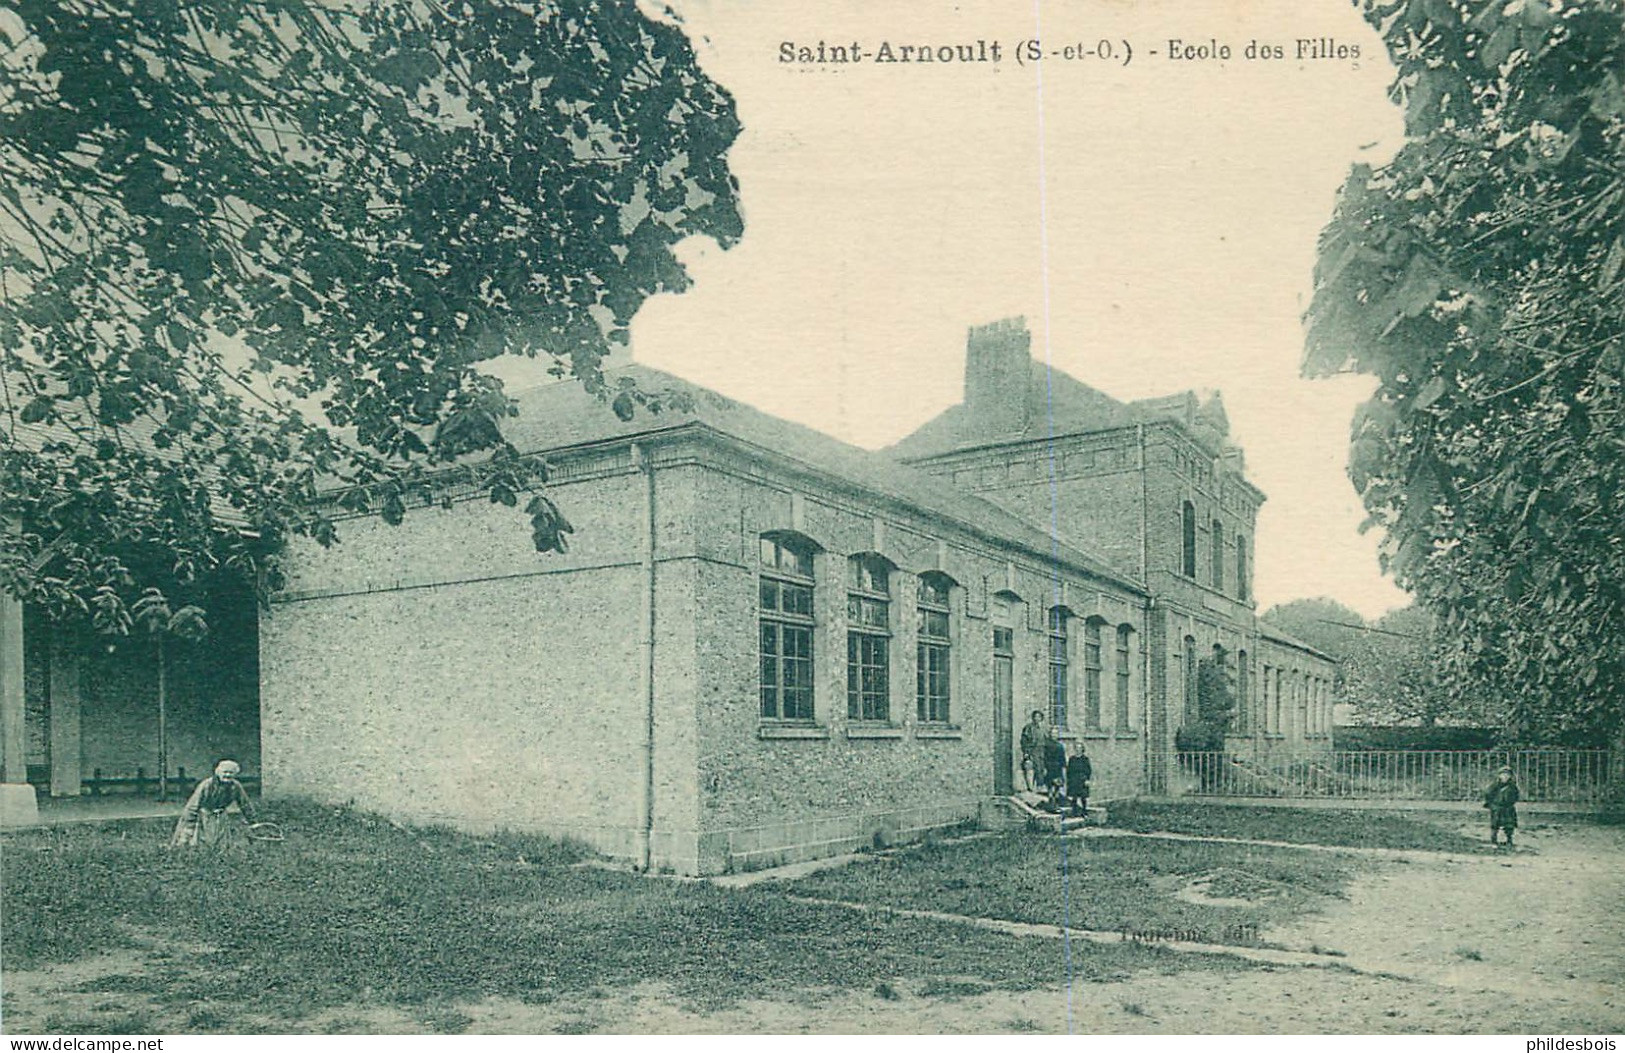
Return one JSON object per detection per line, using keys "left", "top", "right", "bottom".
{"left": 1042, "top": 732, "right": 1068, "bottom": 810}
{"left": 1483, "top": 765, "right": 1520, "bottom": 847}
{"left": 1065, "top": 747, "right": 1093, "bottom": 818}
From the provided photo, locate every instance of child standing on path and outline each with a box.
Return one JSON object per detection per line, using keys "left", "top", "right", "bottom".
{"left": 1483, "top": 764, "right": 1521, "bottom": 848}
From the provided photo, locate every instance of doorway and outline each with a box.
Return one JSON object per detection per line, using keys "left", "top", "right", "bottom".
{"left": 993, "top": 625, "right": 1014, "bottom": 795}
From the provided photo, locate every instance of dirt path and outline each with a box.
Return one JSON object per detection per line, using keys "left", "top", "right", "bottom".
{"left": 1266, "top": 818, "right": 1625, "bottom": 1014}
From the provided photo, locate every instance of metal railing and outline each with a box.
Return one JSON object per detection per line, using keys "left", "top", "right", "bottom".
{"left": 1159, "top": 749, "right": 1618, "bottom": 805}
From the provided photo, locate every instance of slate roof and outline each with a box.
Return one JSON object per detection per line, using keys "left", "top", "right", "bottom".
{"left": 885, "top": 360, "right": 1140, "bottom": 460}
{"left": 885, "top": 361, "right": 1238, "bottom": 464}
{"left": 504, "top": 364, "right": 1142, "bottom": 590}
{"left": 1258, "top": 621, "right": 1337, "bottom": 662}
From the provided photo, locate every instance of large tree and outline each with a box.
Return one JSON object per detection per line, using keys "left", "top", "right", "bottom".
{"left": 1305, "top": 0, "right": 1623, "bottom": 745}
{"left": 0, "top": 0, "right": 741, "bottom": 634}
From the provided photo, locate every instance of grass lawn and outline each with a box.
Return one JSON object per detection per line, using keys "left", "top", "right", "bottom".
{"left": 1105, "top": 801, "right": 1495, "bottom": 853}
{"left": 782, "top": 831, "right": 1358, "bottom": 946}
{"left": 3, "top": 801, "right": 1249, "bottom": 1034}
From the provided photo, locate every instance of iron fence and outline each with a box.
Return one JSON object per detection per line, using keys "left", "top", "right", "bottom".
{"left": 1159, "top": 749, "right": 1618, "bottom": 805}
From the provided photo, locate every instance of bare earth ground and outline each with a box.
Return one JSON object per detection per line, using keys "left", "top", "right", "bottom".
{"left": 5, "top": 818, "right": 1623, "bottom": 1035}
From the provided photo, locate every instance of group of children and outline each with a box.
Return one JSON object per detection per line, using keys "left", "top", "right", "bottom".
{"left": 1019, "top": 710, "right": 1092, "bottom": 817}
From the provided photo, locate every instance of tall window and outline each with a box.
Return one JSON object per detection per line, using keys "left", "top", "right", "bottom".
{"left": 1211, "top": 519, "right": 1225, "bottom": 591}
{"left": 1183, "top": 636, "right": 1198, "bottom": 725}
{"left": 1115, "top": 625, "right": 1133, "bottom": 729}
{"left": 1236, "top": 649, "right": 1249, "bottom": 732}
{"left": 1272, "top": 666, "right": 1283, "bottom": 733}
{"left": 760, "top": 535, "right": 815, "bottom": 721}
{"left": 1048, "top": 607, "right": 1070, "bottom": 729}
{"left": 1236, "top": 533, "right": 1250, "bottom": 601}
{"left": 1261, "top": 664, "right": 1273, "bottom": 732}
{"left": 916, "top": 574, "right": 952, "bottom": 724}
{"left": 847, "top": 555, "right": 891, "bottom": 722}
{"left": 1083, "top": 619, "right": 1103, "bottom": 729}
{"left": 1180, "top": 501, "right": 1197, "bottom": 577}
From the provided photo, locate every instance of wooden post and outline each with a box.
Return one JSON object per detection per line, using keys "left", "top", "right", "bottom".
{"left": 0, "top": 593, "right": 24, "bottom": 784}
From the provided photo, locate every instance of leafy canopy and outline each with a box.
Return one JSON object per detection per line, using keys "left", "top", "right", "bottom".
{"left": 1305, "top": 0, "right": 1623, "bottom": 745}
{"left": 0, "top": 0, "right": 741, "bottom": 632}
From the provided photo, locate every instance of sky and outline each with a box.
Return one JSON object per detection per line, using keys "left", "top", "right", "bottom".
{"left": 536, "top": 0, "right": 1416, "bottom": 619}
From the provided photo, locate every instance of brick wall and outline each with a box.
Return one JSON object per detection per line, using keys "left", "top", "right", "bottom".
{"left": 259, "top": 433, "right": 1158, "bottom": 875}
{"left": 261, "top": 455, "right": 699, "bottom": 866}
{"left": 686, "top": 454, "right": 1147, "bottom": 872}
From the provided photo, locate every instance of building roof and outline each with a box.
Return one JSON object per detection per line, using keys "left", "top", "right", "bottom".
{"left": 884, "top": 317, "right": 1244, "bottom": 466}
{"left": 885, "top": 360, "right": 1142, "bottom": 460}
{"left": 503, "top": 363, "right": 1142, "bottom": 590}
{"left": 1258, "top": 621, "right": 1337, "bottom": 664}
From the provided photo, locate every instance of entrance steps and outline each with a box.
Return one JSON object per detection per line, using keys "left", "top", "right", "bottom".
{"left": 981, "top": 793, "right": 1105, "bottom": 832}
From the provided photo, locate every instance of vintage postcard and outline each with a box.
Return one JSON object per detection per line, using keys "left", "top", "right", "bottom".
{"left": 2, "top": 0, "right": 1621, "bottom": 1041}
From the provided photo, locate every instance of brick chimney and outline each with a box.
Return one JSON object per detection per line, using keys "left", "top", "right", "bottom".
{"left": 964, "top": 317, "right": 1032, "bottom": 437}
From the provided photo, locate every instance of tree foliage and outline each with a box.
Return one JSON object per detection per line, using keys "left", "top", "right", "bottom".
{"left": 0, "top": 0, "right": 741, "bottom": 631}
{"left": 1175, "top": 647, "right": 1236, "bottom": 753}
{"left": 1305, "top": 0, "right": 1624, "bottom": 745}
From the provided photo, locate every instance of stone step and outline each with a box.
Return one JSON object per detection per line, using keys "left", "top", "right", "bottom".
{"left": 982, "top": 794, "right": 1105, "bottom": 831}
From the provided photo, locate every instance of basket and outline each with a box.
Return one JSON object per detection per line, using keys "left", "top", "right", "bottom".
{"left": 244, "top": 821, "right": 285, "bottom": 843}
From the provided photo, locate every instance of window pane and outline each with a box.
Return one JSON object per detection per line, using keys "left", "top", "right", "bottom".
{"left": 783, "top": 582, "right": 812, "bottom": 617}
{"left": 760, "top": 578, "right": 779, "bottom": 612}
{"left": 860, "top": 597, "right": 891, "bottom": 629}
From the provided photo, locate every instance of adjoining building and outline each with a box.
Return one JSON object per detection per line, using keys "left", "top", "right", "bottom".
{"left": 250, "top": 317, "right": 1335, "bottom": 873}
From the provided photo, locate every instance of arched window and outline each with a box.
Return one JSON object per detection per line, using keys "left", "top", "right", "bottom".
{"left": 1211, "top": 519, "right": 1225, "bottom": 591}
{"left": 1115, "top": 625, "right": 1134, "bottom": 729}
{"left": 916, "top": 573, "right": 953, "bottom": 724}
{"left": 1084, "top": 619, "right": 1105, "bottom": 728}
{"left": 759, "top": 534, "right": 817, "bottom": 721}
{"left": 1047, "top": 607, "right": 1070, "bottom": 729}
{"left": 1180, "top": 501, "right": 1197, "bottom": 578}
{"left": 847, "top": 554, "right": 892, "bottom": 722}
{"left": 1236, "top": 533, "right": 1250, "bottom": 601}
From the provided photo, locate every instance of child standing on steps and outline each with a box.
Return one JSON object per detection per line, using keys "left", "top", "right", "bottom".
{"left": 1483, "top": 764, "right": 1521, "bottom": 848}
